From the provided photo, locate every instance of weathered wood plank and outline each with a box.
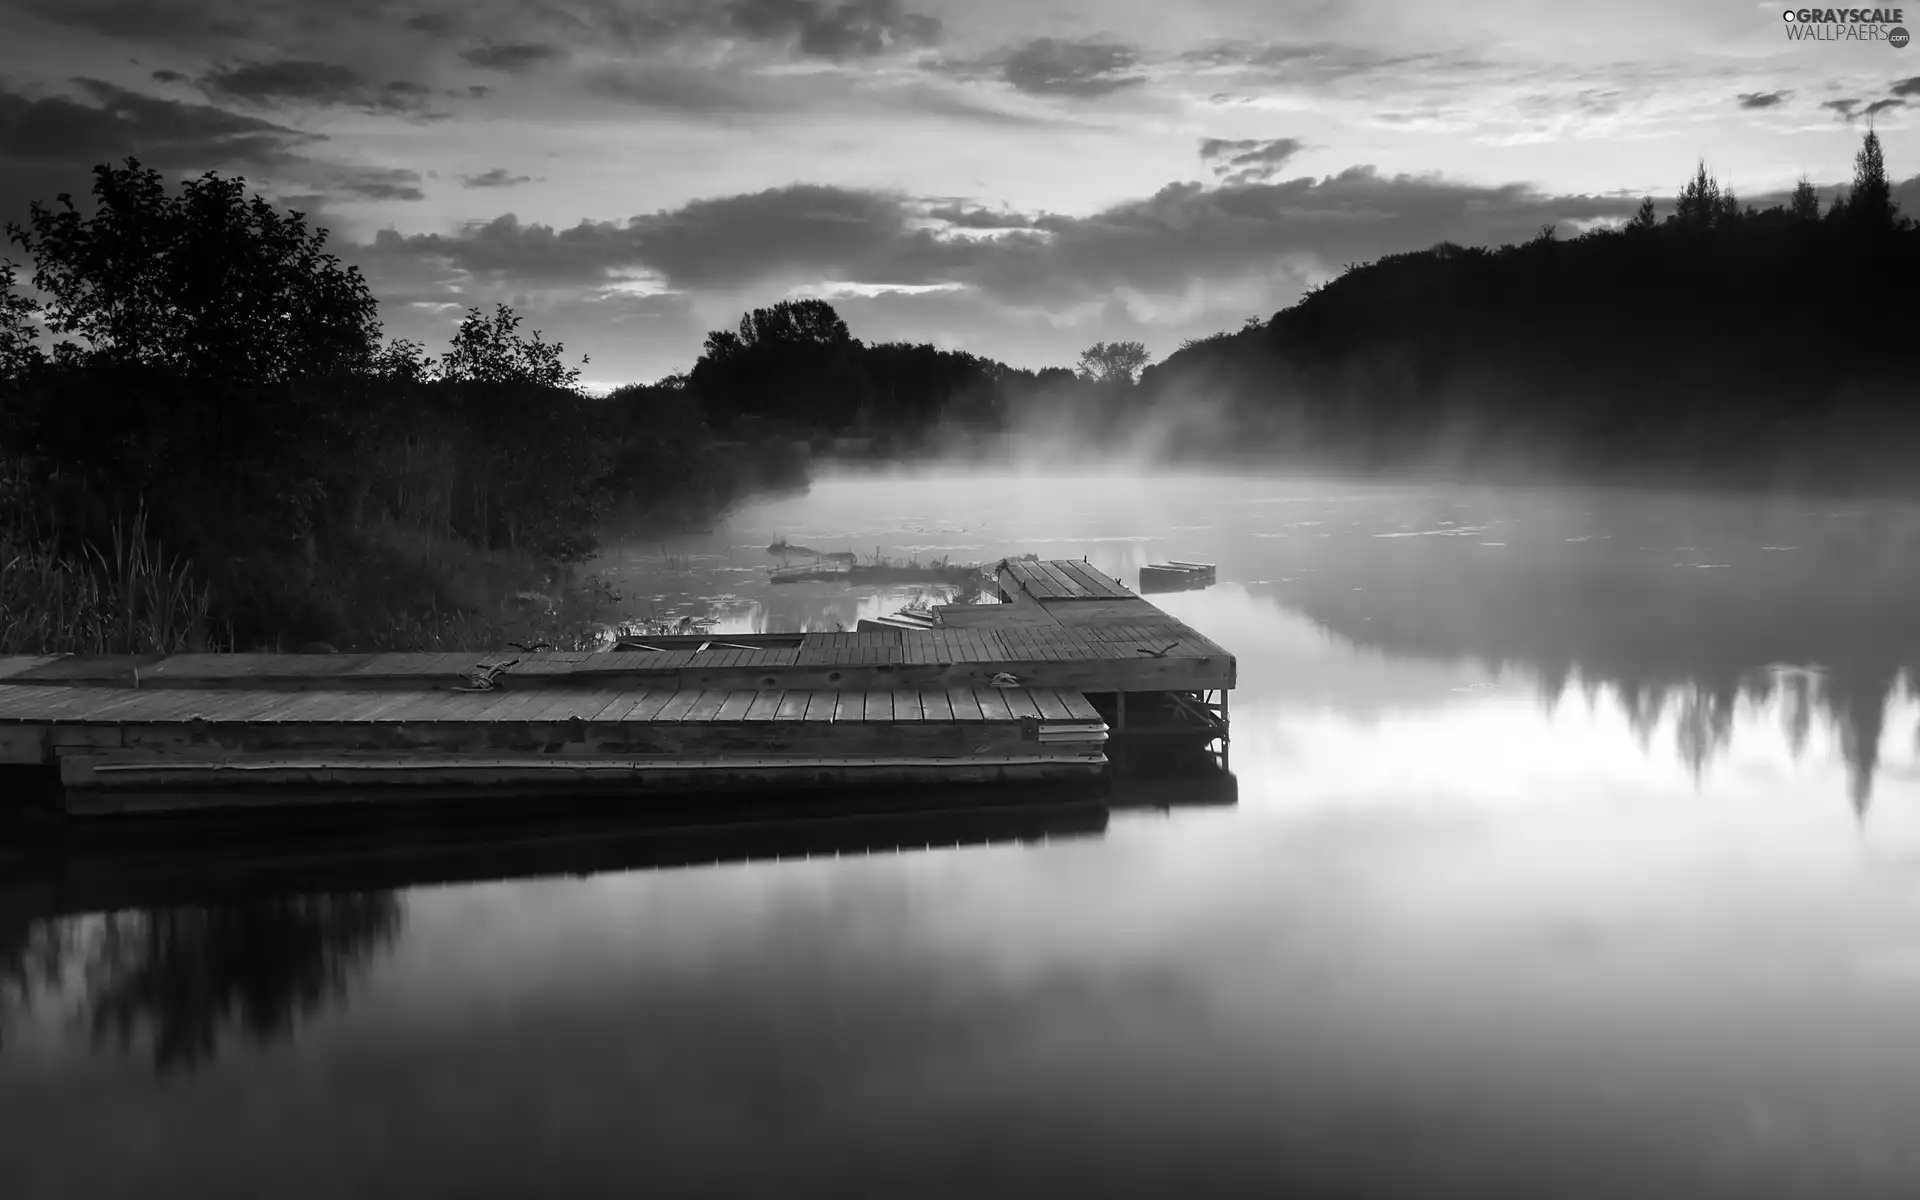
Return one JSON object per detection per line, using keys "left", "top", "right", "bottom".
{"left": 685, "top": 690, "right": 731, "bottom": 721}
{"left": 1059, "top": 560, "right": 1131, "bottom": 598}
{"left": 622, "top": 690, "right": 680, "bottom": 722}
{"left": 504, "top": 691, "right": 587, "bottom": 724}
{"left": 975, "top": 689, "right": 1014, "bottom": 720}
{"left": 58, "top": 753, "right": 1106, "bottom": 805}
{"left": 715, "top": 690, "right": 757, "bottom": 721}
{"left": 587, "top": 690, "right": 654, "bottom": 723}
{"left": 803, "top": 690, "right": 837, "bottom": 721}
{"left": 891, "top": 690, "right": 922, "bottom": 721}
{"left": 1037, "top": 562, "right": 1092, "bottom": 599}
{"left": 653, "top": 690, "right": 702, "bottom": 722}
{"left": 0, "top": 656, "right": 67, "bottom": 682}
{"left": 920, "top": 688, "right": 953, "bottom": 722}
{"left": 744, "top": 691, "right": 783, "bottom": 721}
{"left": 455, "top": 688, "right": 535, "bottom": 722}
{"left": 0, "top": 685, "right": 111, "bottom": 720}
{"left": 947, "top": 687, "right": 983, "bottom": 721}
{"left": 1030, "top": 688, "right": 1073, "bottom": 721}
{"left": 774, "top": 690, "right": 810, "bottom": 720}
{"left": 1001, "top": 689, "right": 1042, "bottom": 720}
{"left": 976, "top": 632, "right": 1010, "bottom": 663}
{"left": 583, "top": 689, "right": 644, "bottom": 723}
{"left": 1060, "top": 690, "right": 1101, "bottom": 721}
{"left": 864, "top": 691, "right": 894, "bottom": 722}
{"left": 245, "top": 691, "right": 359, "bottom": 723}
{"left": 0, "top": 684, "right": 77, "bottom": 717}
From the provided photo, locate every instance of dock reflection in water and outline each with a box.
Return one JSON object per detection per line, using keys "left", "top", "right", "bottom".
{"left": 0, "top": 776, "right": 1232, "bottom": 1079}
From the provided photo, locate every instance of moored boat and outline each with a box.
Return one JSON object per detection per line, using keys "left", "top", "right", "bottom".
{"left": 1138, "top": 561, "right": 1216, "bottom": 593}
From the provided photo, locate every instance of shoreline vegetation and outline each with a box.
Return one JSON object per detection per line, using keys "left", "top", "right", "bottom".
{"left": 768, "top": 549, "right": 985, "bottom": 589}
{"left": 1, "top": 132, "right": 1912, "bottom": 654}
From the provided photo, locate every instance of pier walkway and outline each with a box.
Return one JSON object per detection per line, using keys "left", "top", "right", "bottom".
{"left": 0, "top": 561, "right": 1232, "bottom": 814}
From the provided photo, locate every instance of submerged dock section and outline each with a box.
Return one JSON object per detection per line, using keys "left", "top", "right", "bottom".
{"left": 0, "top": 561, "right": 1232, "bottom": 815}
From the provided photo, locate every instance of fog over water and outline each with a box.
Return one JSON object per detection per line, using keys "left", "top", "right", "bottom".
{"left": 7, "top": 468, "right": 1920, "bottom": 1198}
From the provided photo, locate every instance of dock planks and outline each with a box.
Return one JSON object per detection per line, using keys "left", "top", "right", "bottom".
{"left": 0, "top": 562, "right": 1224, "bottom": 813}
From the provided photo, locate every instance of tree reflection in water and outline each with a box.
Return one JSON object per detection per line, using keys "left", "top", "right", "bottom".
{"left": 2, "top": 892, "right": 401, "bottom": 1074}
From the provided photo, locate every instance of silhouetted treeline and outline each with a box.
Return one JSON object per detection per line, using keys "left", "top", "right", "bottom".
{"left": 671, "top": 296, "right": 1097, "bottom": 451}
{"left": 1135, "top": 131, "right": 1920, "bottom": 488}
{"left": 0, "top": 160, "right": 809, "bottom": 651}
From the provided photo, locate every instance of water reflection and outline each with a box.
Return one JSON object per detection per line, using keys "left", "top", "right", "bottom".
{"left": 10, "top": 474, "right": 1920, "bottom": 1197}
{"left": 614, "top": 474, "right": 1920, "bottom": 812}
{"left": 1, "top": 791, "right": 1198, "bottom": 1074}
{"left": 1, "top": 890, "right": 399, "bottom": 1074}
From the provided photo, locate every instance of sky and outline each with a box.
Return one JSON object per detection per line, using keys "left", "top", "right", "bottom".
{"left": 0, "top": 0, "right": 1915, "bottom": 388}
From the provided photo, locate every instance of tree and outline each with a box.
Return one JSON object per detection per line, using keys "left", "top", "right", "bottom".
{"left": 439, "top": 303, "right": 585, "bottom": 390}
{"left": 688, "top": 299, "right": 869, "bottom": 432}
{"left": 1672, "top": 160, "right": 1723, "bottom": 231}
{"left": 736, "top": 298, "right": 857, "bottom": 350}
{"left": 1789, "top": 175, "right": 1822, "bottom": 222}
{"left": 1717, "top": 187, "right": 1743, "bottom": 225}
{"left": 3, "top": 158, "right": 380, "bottom": 384}
{"left": 1849, "top": 128, "right": 1894, "bottom": 230}
{"left": 0, "top": 259, "right": 42, "bottom": 379}
{"left": 1627, "top": 197, "right": 1658, "bottom": 231}
{"left": 426, "top": 303, "right": 601, "bottom": 557}
{"left": 1075, "top": 340, "right": 1151, "bottom": 385}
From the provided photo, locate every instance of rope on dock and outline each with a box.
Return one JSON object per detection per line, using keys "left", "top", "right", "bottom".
{"left": 455, "top": 657, "right": 521, "bottom": 692}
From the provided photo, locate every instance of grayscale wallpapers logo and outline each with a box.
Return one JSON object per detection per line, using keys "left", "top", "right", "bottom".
{"left": 1782, "top": 8, "right": 1910, "bottom": 45}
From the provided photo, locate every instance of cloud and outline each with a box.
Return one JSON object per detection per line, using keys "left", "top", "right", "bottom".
{"left": 356, "top": 167, "right": 1645, "bottom": 317}
{"left": 1736, "top": 90, "right": 1789, "bottom": 109}
{"left": 580, "top": 59, "right": 1071, "bottom": 127}
{"left": 331, "top": 166, "right": 427, "bottom": 201}
{"left": 1198, "top": 137, "right": 1307, "bottom": 185}
{"left": 921, "top": 202, "right": 1036, "bottom": 229}
{"left": 460, "top": 167, "right": 533, "bottom": 189}
{"left": 581, "top": 62, "right": 782, "bottom": 115}
{"left": 7, "top": 0, "right": 258, "bottom": 43}
{"left": 199, "top": 58, "right": 437, "bottom": 114}
{"left": 1826, "top": 94, "right": 1905, "bottom": 122}
{"left": 460, "top": 42, "right": 570, "bottom": 73}
{"left": 418, "top": 0, "right": 941, "bottom": 62}
{"left": 0, "top": 77, "right": 439, "bottom": 228}
{"left": 999, "top": 38, "right": 1147, "bottom": 97}
{"left": 402, "top": 11, "right": 456, "bottom": 36}
{"left": 0, "top": 77, "right": 314, "bottom": 170}
{"left": 151, "top": 69, "right": 188, "bottom": 84}
{"left": 721, "top": 0, "right": 942, "bottom": 59}
{"left": 1894, "top": 77, "right": 1920, "bottom": 98}
{"left": 1177, "top": 39, "right": 1483, "bottom": 88}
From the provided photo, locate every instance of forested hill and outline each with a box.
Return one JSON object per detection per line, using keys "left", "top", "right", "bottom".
{"left": 1137, "top": 131, "right": 1920, "bottom": 489}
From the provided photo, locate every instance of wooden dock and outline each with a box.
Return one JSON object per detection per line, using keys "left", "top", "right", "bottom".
{"left": 0, "top": 561, "right": 1232, "bottom": 815}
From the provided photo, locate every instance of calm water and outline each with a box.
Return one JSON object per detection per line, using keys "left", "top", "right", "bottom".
{"left": 7, "top": 469, "right": 1920, "bottom": 1198}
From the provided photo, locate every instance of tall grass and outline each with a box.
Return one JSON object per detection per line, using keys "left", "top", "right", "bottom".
{"left": 0, "top": 509, "right": 223, "bottom": 655}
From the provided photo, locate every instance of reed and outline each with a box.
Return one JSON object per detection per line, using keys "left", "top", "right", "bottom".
{"left": 0, "top": 508, "right": 223, "bottom": 655}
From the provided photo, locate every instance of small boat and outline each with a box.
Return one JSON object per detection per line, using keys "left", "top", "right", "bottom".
{"left": 1138, "top": 561, "right": 1216, "bottom": 594}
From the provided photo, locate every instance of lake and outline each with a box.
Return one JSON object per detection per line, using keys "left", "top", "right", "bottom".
{"left": 6, "top": 467, "right": 1920, "bottom": 1198}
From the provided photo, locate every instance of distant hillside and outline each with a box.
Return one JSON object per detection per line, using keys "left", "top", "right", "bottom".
{"left": 1138, "top": 131, "right": 1920, "bottom": 491}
